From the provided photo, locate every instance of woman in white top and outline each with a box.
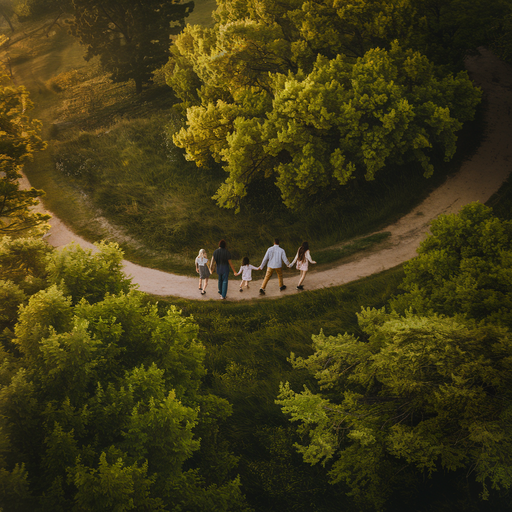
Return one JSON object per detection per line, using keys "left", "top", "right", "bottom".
{"left": 289, "top": 241, "right": 316, "bottom": 290}
{"left": 195, "top": 249, "right": 211, "bottom": 295}
{"left": 235, "top": 257, "right": 259, "bottom": 292}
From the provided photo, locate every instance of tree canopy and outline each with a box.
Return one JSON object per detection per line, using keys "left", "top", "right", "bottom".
{"left": 277, "top": 309, "right": 512, "bottom": 510}
{"left": 277, "top": 204, "right": 512, "bottom": 509}
{"left": 166, "top": 0, "right": 484, "bottom": 211}
{"left": 391, "top": 202, "right": 512, "bottom": 328}
{"left": 170, "top": 42, "right": 480, "bottom": 210}
{"left": 0, "top": 238, "right": 249, "bottom": 511}
{"left": 68, "top": 0, "right": 194, "bottom": 93}
{"left": 0, "top": 71, "right": 49, "bottom": 236}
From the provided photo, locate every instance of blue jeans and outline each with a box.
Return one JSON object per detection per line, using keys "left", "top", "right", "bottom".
{"left": 217, "top": 268, "right": 229, "bottom": 298}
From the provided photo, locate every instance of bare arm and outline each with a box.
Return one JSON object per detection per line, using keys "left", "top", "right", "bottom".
{"left": 289, "top": 251, "right": 299, "bottom": 268}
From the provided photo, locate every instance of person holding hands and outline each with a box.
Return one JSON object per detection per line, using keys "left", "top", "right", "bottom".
{"left": 235, "top": 257, "right": 259, "bottom": 292}
{"left": 289, "top": 241, "right": 316, "bottom": 290}
{"left": 211, "top": 239, "right": 237, "bottom": 300}
{"left": 195, "top": 248, "right": 210, "bottom": 295}
{"left": 258, "top": 238, "right": 290, "bottom": 295}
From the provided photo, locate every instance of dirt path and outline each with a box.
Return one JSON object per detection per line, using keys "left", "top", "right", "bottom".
{"left": 36, "top": 48, "right": 512, "bottom": 301}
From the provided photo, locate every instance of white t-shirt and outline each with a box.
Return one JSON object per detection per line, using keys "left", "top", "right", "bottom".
{"left": 238, "top": 264, "right": 258, "bottom": 281}
{"left": 195, "top": 256, "right": 208, "bottom": 266}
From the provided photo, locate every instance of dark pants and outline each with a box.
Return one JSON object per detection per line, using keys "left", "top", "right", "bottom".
{"left": 217, "top": 266, "right": 229, "bottom": 298}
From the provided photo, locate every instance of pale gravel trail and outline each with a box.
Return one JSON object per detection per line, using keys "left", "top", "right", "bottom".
{"left": 39, "top": 48, "right": 512, "bottom": 301}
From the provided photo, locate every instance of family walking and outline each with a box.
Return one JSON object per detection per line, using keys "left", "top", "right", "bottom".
{"left": 195, "top": 238, "right": 316, "bottom": 299}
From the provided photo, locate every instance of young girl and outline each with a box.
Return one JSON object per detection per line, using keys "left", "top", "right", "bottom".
{"left": 195, "top": 249, "right": 210, "bottom": 295}
{"left": 235, "top": 257, "right": 259, "bottom": 292}
{"left": 289, "top": 241, "right": 316, "bottom": 290}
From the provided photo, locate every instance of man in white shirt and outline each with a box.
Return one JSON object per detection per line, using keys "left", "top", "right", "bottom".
{"left": 258, "top": 238, "right": 290, "bottom": 295}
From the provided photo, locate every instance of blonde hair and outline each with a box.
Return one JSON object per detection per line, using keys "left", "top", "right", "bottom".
{"left": 198, "top": 249, "right": 207, "bottom": 258}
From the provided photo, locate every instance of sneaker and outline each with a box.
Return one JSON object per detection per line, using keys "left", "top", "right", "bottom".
{"left": 297, "top": 285, "right": 304, "bottom": 290}
{"left": 239, "top": 288, "right": 243, "bottom": 292}
{"left": 219, "top": 296, "right": 226, "bottom": 300}
{"left": 280, "top": 285, "right": 287, "bottom": 291}
{"left": 259, "top": 289, "right": 265, "bottom": 295}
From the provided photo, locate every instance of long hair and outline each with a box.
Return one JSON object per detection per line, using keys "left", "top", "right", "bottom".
{"left": 242, "top": 256, "right": 249, "bottom": 266}
{"left": 298, "top": 241, "right": 309, "bottom": 262}
{"left": 198, "top": 249, "right": 207, "bottom": 259}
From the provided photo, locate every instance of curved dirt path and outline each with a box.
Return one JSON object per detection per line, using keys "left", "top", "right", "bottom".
{"left": 38, "top": 48, "right": 512, "bottom": 300}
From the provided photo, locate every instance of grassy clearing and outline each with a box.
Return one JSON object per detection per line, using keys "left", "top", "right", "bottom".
{"left": 4, "top": 5, "right": 485, "bottom": 276}
{"left": 186, "top": 0, "right": 217, "bottom": 27}
{"left": 314, "top": 231, "right": 391, "bottom": 264}
{"left": 35, "top": 99, "right": 484, "bottom": 276}
{"left": 40, "top": 104, "right": 481, "bottom": 276}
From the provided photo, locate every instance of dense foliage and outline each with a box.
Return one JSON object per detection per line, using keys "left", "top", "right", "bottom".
{"left": 0, "top": 239, "right": 249, "bottom": 511}
{"left": 3, "top": 1, "right": 512, "bottom": 510}
{"left": 278, "top": 312, "right": 512, "bottom": 510}
{"left": 0, "top": 72, "right": 48, "bottom": 236}
{"left": 391, "top": 203, "right": 512, "bottom": 327}
{"left": 68, "top": 0, "right": 194, "bottom": 93}
{"left": 166, "top": 0, "right": 483, "bottom": 210}
{"left": 277, "top": 203, "right": 512, "bottom": 510}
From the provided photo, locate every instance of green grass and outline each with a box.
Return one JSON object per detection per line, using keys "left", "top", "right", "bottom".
{"left": 314, "top": 231, "right": 391, "bottom": 264}
{"left": 27, "top": 99, "right": 484, "bottom": 275}
{"left": 186, "top": 0, "right": 217, "bottom": 27}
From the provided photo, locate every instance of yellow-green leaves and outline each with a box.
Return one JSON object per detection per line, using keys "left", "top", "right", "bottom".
{"left": 179, "top": 44, "right": 480, "bottom": 210}
{"left": 392, "top": 203, "right": 512, "bottom": 327}
{"left": 0, "top": 72, "right": 48, "bottom": 235}
{"left": 166, "top": 1, "right": 483, "bottom": 211}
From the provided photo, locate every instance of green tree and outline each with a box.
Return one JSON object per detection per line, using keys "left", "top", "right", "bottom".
{"left": 0, "top": 72, "right": 49, "bottom": 235}
{"left": 391, "top": 202, "right": 512, "bottom": 327}
{"left": 68, "top": 0, "right": 194, "bottom": 93}
{"left": 46, "top": 241, "right": 133, "bottom": 305}
{"left": 167, "top": 0, "right": 423, "bottom": 110}
{"left": 0, "top": 236, "right": 51, "bottom": 294}
{"left": 277, "top": 309, "right": 512, "bottom": 510}
{"left": 173, "top": 43, "right": 480, "bottom": 210}
{"left": 490, "top": 1, "right": 512, "bottom": 65}
{"left": 0, "top": 239, "right": 249, "bottom": 511}
{"left": 165, "top": 0, "right": 504, "bottom": 211}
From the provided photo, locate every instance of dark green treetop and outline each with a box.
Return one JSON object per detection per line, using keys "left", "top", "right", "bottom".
{"left": 69, "top": 0, "right": 194, "bottom": 93}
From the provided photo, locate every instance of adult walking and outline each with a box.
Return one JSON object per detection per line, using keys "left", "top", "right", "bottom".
{"left": 289, "top": 241, "right": 316, "bottom": 290}
{"left": 211, "top": 239, "right": 237, "bottom": 300}
{"left": 258, "top": 238, "right": 290, "bottom": 295}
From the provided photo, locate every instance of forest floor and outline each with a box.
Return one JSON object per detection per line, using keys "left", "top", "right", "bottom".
{"left": 26, "top": 47, "right": 512, "bottom": 301}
